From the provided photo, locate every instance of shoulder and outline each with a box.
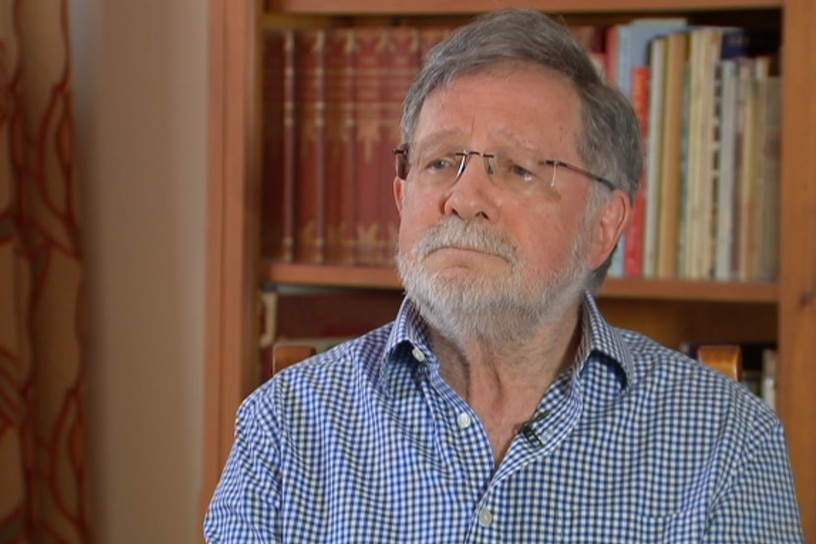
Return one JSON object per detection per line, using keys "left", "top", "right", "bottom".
{"left": 615, "top": 327, "right": 779, "bottom": 441}
{"left": 240, "top": 322, "right": 395, "bottom": 421}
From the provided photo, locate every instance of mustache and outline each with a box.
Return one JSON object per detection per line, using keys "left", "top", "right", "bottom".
{"left": 413, "top": 220, "right": 518, "bottom": 262}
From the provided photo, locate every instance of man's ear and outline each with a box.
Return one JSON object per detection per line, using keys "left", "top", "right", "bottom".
{"left": 393, "top": 176, "right": 405, "bottom": 215}
{"left": 590, "top": 191, "right": 631, "bottom": 269}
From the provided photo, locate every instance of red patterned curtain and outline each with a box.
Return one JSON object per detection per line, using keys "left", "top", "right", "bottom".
{"left": 0, "top": 1, "right": 90, "bottom": 543}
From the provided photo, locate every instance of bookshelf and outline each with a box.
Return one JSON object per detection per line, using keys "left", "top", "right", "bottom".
{"left": 202, "top": 0, "right": 816, "bottom": 538}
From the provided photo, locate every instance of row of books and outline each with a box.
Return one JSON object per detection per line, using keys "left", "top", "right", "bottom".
{"left": 261, "top": 24, "right": 454, "bottom": 266}
{"left": 607, "top": 20, "right": 782, "bottom": 282}
{"left": 261, "top": 20, "right": 782, "bottom": 280}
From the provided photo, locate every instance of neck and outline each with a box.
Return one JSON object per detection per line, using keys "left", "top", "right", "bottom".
{"left": 431, "top": 303, "right": 583, "bottom": 461}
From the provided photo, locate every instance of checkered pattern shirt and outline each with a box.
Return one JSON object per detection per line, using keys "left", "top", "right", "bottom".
{"left": 205, "top": 293, "right": 803, "bottom": 543}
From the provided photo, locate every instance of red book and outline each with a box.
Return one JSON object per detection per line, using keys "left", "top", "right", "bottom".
{"left": 280, "top": 30, "right": 297, "bottom": 262}
{"left": 294, "top": 29, "right": 328, "bottom": 263}
{"left": 625, "top": 65, "right": 651, "bottom": 277}
{"left": 261, "top": 28, "right": 295, "bottom": 262}
{"left": 324, "top": 28, "right": 357, "bottom": 264}
{"left": 352, "top": 27, "right": 389, "bottom": 265}
{"left": 379, "top": 27, "right": 420, "bottom": 266}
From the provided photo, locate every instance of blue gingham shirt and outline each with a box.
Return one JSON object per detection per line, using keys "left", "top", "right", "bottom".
{"left": 205, "top": 293, "right": 803, "bottom": 543}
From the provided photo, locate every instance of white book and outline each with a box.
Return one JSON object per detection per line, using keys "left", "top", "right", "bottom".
{"left": 715, "top": 59, "right": 739, "bottom": 280}
{"left": 761, "top": 348, "right": 777, "bottom": 411}
{"left": 643, "top": 37, "right": 666, "bottom": 278}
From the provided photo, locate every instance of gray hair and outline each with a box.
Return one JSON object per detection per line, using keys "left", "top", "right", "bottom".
{"left": 401, "top": 9, "right": 644, "bottom": 289}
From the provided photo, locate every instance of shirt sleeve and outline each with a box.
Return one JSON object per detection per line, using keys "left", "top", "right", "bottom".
{"left": 704, "top": 420, "right": 804, "bottom": 543}
{"left": 204, "top": 392, "right": 283, "bottom": 544}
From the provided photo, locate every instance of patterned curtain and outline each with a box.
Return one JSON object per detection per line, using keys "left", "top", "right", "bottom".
{"left": 0, "top": 1, "right": 90, "bottom": 543}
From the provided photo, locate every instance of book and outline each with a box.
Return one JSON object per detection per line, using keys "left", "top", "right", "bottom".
{"left": 642, "top": 36, "right": 666, "bottom": 278}
{"left": 294, "top": 29, "right": 328, "bottom": 263}
{"left": 681, "top": 27, "right": 726, "bottom": 279}
{"left": 607, "top": 19, "right": 689, "bottom": 99}
{"left": 713, "top": 58, "right": 739, "bottom": 280}
{"left": 261, "top": 28, "right": 297, "bottom": 263}
{"left": 624, "top": 65, "right": 651, "bottom": 277}
{"left": 353, "top": 27, "right": 390, "bottom": 265}
{"left": 761, "top": 348, "right": 778, "bottom": 411}
{"left": 736, "top": 56, "right": 771, "bottom": 280}
{"left": 324, "top": 28, "right": 358, "bottom": 264}
{"left": 260, "top": 28, "right": 287, "bottom": 262}
{"left": 731, "top": 56, "right": 756, "bottom": 280}
{"left": 281, "top": 29, "right": 297, "bottom": 263}
{"left": 655, "top": 30, "right": 689, "bottom": 279}
{"left": 379, "top": 27, "right": 420, "bottom": 266}
{"left": 753, "top": 72, "right": 782, "bottom": 281}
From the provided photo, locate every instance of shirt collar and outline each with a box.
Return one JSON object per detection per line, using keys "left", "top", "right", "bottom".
{"left": 374, "top": 291, "right": 636, "bottom": 392}
{"left": 575, "top": 291, "right": 635, "bottom": 387}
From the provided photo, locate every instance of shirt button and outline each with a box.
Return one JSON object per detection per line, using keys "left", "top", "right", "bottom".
{"left": 411, "top": 347, "right": 426, "bottom": 362}
{"left": 478, "top": 509, "right": 494, "bottom": 527}
{"left": 456, "top": 413, "right": 473, "bottom": 429}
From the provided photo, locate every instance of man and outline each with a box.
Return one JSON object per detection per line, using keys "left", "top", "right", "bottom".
{"left": 205, "top": 9, "right": 803, "bottom": 542}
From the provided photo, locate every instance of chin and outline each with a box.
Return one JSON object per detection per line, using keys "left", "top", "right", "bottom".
{"left": 398, "top": 249, "right": 590, "bottom": 341}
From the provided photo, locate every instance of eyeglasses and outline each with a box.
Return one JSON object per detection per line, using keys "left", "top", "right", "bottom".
{"left": 393, "top": 144, "right": 616, "bottom": 193}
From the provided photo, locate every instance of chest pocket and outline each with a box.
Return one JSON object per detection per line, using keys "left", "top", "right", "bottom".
{"left": 557, "top": 507, "right": 706, "bottom": 543}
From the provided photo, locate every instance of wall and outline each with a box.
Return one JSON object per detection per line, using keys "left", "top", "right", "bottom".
{"left": 70, "top": 0, "right": 208, "bottom": 542}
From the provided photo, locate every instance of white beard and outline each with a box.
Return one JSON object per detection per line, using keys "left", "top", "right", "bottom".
{"left": 396, "top": 219, "right": 591, "bottom": 346}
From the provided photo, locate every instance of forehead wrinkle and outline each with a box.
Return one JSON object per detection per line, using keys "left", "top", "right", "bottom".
{"left": 413, "top": 128, "right": 468, "bottom": 149}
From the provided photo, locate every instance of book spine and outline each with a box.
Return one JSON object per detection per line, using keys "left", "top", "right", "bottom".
{"left": 295, "top": 29, "right": 328, "bottom": 263}
{"left": 643, "top": 36, "right": 666, "bottom": 278}
{"left": 280, "top": 30, "right": 297, "bottom": 262}
{"left": 260, "top": 28, "right": 289, "bottom": 263}
{"left": 625, "top": 65, "right": 651, "bottom": 277}
{"left": 379, "top": 27, "right": 420, "bottom": 266}
{"left": 353, "top": 27, "right": 389, "bottom": 266}
{"left": 656, "top": 31, "right": 689, "bottom": 279}
{"left": 758, "top": 76, "right": 782, "bottom": 281}
{"left": 324, "top": 28, "right": 357, "bottom": 265}
{"left": 731, "top": 57, "right": 754, "bottom": 280}
{"left": 714, "top": 59, "right": 738, "bottom": 281}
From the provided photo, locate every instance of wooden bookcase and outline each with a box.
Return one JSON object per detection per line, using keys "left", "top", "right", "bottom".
{"left": 202, "top": 0, "right": 816, "bottom": 537}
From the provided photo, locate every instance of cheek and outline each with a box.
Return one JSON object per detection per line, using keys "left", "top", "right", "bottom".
{"left": 516, "top": 208, "right": 582, "bottom": 265}
{"left": 397, "top": 191, "right": 440, "bottom": 250}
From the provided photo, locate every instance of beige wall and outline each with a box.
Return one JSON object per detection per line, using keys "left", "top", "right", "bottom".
{"left": 71, "top": 0, "right": 208, "bottom": 542}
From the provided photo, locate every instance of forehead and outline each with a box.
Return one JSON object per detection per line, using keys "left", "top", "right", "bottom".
{"left": 413, "top": 63, "right": 582, "bottom": 151}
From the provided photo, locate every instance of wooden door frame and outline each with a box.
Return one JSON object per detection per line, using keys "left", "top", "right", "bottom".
{"left": 779, "top": 0, "right": 816, "bottom": 537}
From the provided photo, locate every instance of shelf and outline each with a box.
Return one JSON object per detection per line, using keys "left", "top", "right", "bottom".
{"left": 266, "top": 263, "right": 778, "bottom": 303}
{"left": 267, "top": 0, "right": 781, "bottom": 15}
{"left": 267, "top": 263, "right": 401, "bottom": 289}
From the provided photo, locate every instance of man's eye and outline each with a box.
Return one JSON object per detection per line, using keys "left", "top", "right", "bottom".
{"left": 513, "top": 165, "right": 536, "bottom": 181}
{"left": 426, "top": 156, "right": 457, "bottom": 171}
{"left": 508, "top": 162, "right": 538, "bottom": 182}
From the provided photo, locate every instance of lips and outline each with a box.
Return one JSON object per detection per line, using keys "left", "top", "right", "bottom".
{"left": 413, "top": 220, "right": 519, "bottom": 263}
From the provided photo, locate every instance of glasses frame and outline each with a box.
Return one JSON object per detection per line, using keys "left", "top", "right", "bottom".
{"left": 393, "top": 146, "right": 616, "bottom": 192}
